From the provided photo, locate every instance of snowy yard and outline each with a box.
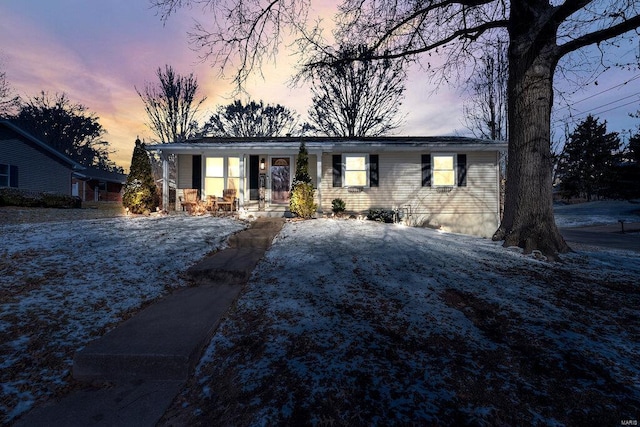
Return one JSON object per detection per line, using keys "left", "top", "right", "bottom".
{"left": 161, "top": 204, "right": 640, "bottom": 426}
{"left": 0, "top": 214, "right": 246, "bottom": 423}
{"left": 1, "top": 201, "right": 639, "bottom": 425}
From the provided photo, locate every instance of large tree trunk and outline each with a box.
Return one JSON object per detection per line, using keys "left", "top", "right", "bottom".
{"left": 492, "top": 3, "right": 570, "bottom": 261}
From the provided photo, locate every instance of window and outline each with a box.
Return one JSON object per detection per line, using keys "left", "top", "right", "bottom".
{"left": 344, "top": 154, "right": 367, "bottom": 187}
{"left": 423, "top": 154, "right": 468, "bottom": 187}
{"left": 0, "top": 164, "right": 17, "bottom": 188}
{"left": 205, "top": 157, "right": 224, "bottom": 197}
{"left": 433, "top": 154, "right": 455, "bottom": 186}
{"left": 204, "top": 156, "right": 240, "bottom": 197}
{"left": 0, "top": 164, "right": 8, "bottom": 187}
{"left": 227, "top": 157, "right": 240, "bottom": 192}
{"left": 332, "top": 154, "right": 379, "bottom": 188}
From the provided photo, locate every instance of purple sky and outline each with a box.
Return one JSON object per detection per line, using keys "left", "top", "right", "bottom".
{"left": 1, "top": 1, "right": 638, "bottom": 170}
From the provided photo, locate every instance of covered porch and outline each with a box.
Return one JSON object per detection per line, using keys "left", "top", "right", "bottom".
{"left": 149, "top": 140, "right": 325, "bottom": 215}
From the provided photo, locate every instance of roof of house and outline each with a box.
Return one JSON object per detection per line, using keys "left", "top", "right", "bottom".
{"left": 73, "top": 166, "right": 127, "bottom": 184}
{"left": 147, "top": 136, "right": 508, "bottom": 154}
{"left": 0, "top": 120, "right": 85, "bottom": 170}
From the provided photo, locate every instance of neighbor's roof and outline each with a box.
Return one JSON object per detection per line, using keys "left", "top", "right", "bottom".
{"left": 146, "top": 136, "right": 508, "bottom": 154}
{"left": 0, "top": 120, "right": 85, "bottom": 170}
{"left": 73, "top": 166, "right": 127, "bottom": 184}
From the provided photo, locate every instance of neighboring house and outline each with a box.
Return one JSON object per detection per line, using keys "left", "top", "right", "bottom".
{"left": 72, "top": 167, "right": 127, "bottom": 202}
{"left": 148, "top": 136, "right": 507, "bottom": 237}
{"left": 0, "top": 120, "right": 84, "bottom": 195}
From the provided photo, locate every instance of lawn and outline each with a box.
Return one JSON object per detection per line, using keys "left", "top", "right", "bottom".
{"left": 1, "top": 202, "right": 639, "bottom": 426}
{"left": 161, "top": 214, "right": 640, "bottom": 426}
{"left": 0, "top": 214, "right": 246, "bottom": 423}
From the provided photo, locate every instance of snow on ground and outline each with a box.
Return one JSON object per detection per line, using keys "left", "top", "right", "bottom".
{"left": 161, "top": 203, "right": 640, "bottom": 426}
{"left": 0, "top": 214, "right": 246, "bottom": 423}
{"left": 2, "top": 201, "right": 639, "bottom": 425}
{"left": 554, "top": 199, "right": 640, "bottom": 227}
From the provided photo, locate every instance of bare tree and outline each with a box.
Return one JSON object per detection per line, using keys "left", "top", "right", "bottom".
{"left": 0, "top": 65, "right": 20, "bottom": 118}
{"left": 463, "top": 41, "right": 508, "bottom": 141}
{"left": 152, "top": 0, "right": 640, "bottom": 259}
{"left": 308, "top": 45, "right": 406, "bottom": 137}
{"left": 200, "top": 99, "right": 301, "bottom": 137}
{"left": 136, "top": 65, "right": 206, "bottom": 143}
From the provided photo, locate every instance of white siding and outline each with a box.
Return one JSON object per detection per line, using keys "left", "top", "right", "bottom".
{"left": 320, "top": 151, "right": 500, "bottom": 237}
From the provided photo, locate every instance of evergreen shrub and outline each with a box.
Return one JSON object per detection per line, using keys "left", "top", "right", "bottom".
{"left": 332, "top": 198, "right": 346, "bottom": 215}
{"left": 123, "top": 138, "right": 159, "bottom": 214}
{"left": 367, "top": 208, "right": 396, "bottom": 223}
{"left": 289, "top": 142, "right": 317, "bottom": 218}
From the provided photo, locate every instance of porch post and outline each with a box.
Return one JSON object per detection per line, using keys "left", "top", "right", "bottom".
{"left": 239, "top": 155, "right": 245, "bottom": 208}
{"left": 316, "top": 151, "right": 323, "bottom": 214}
{"left": 162, "top": 152, "right": 169, "bottom": 212}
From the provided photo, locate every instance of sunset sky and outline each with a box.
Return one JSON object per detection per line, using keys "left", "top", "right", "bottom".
{"left": 1, "top": 1, "right": 638, "bottom": 170}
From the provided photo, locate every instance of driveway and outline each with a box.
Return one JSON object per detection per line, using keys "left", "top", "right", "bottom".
{"left": 560, "top": 222, "right": 640, "bottom": 252}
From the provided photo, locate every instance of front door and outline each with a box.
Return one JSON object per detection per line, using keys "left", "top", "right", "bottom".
{"left": 270, "top": 157, "right": 291, "bottom": 204}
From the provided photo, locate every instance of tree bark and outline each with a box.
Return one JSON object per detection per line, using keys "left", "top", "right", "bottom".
{"left": 492, "top": 2, "right": 570, "bottom": 260}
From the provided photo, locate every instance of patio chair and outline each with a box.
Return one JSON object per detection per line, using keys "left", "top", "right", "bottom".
{"left": 218, "top": 189, "right": 237, "bottom": 212}
{"left": 180, "top": 189, "right": 198, "bottom": 213}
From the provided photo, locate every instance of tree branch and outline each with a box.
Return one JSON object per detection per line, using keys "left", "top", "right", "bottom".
{"left": 556, "top": 13, "right": 640, "bottom": 59}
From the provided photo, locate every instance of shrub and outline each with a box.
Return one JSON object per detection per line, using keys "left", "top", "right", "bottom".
{"left": 290, "top": 182, "right": 317, "bottom": 219}
{"left": 40, "top": 193, "right": 82, "bottom": 208}
{"left": 332, "top": 198, "right": 346, "bottom": 215}
{"left": 367, "top": 208, "right": 396, "bottom": 223}
{"left": 289, "top": 142, "right": 317, "bottom": 218}
{"left": 123, "top": 138, "right": 158, "bottom": 214}
{"left": 0, "top": 188, "right": 81, "bottom": 208}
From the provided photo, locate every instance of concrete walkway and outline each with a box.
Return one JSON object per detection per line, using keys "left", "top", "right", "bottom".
{"left": 16, "top": 217, "right": 285, "bottom": 427}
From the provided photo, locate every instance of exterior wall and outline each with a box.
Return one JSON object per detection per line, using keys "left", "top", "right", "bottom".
{"left": 320, "top": 151, "right": 500, "bottom": 238}
{"left": 0, "top": 133, "right": 73, "bottom": 195}
{"left": 73, "top": 178, "right": 124, "bottom": 202}
{"left": 177, "top": 154, "right": 193, "bottom": 189}
{"left": 170, "top": 148, "right": 501, "bottom": 238}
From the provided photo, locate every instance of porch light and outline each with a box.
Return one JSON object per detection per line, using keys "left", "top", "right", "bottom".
{"left": 260, "top": 158, "right": 266, "bottom": 170}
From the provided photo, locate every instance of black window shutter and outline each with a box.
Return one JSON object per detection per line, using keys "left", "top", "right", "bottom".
{"left": 10, "top": 165, "right": 18, "bottom": 188}
{"left": 369, "top": 154, "right": 379, "bottom": 187}
{"left": 457, "top": 154, "right": 467, "bottom": 187}
{"left": 192, "top": 155, "right": 202, "bottom": 196}
{"left": 332, "top": 155, "right": 342, "bottom": 187}
{"left": 249, "top": 155, "right": 259, "bottom": 200}
{"left": 421, "top": 154, "right": 431, "bottom": 187}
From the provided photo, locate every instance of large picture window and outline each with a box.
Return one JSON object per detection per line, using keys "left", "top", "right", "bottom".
{"left": 344, "top": 154, "right": 368, "bottom": 187}
{"left": 205, "top": 156, "right": 239, "bottom": 197}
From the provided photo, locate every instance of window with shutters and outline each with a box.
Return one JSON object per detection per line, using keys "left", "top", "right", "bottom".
{"left": 433, "top": 154, "right": 455, "bottom": 186}
{"left": 344, "top": 154, "right": 368, "bottom": 187}
{"left": 422, "top": 154, "right": 467, "bottom": 187}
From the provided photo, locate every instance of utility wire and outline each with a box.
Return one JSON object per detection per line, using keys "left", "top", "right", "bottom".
{"left": 555, "top": 73, "right": 640, "bottom": 111}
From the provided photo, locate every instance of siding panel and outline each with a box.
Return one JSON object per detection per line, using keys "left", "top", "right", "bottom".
{"left": 0, "top": 137, "right": 73, "bottom": 194}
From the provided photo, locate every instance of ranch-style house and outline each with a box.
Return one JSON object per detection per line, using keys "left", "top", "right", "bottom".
{"left": 148, "top": 136, "right": 506, "bottom": 238}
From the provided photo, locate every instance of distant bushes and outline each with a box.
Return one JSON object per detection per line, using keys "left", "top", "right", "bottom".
{"left": 0, "top": 188, "right": 81, "bottom": 209}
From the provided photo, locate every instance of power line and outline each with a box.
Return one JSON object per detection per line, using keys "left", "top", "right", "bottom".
{"left": 555, "top": 73, "right": 640, "bottom": 112}
{"left": 572, "top": 91, "right": 640, "bottom": 116}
